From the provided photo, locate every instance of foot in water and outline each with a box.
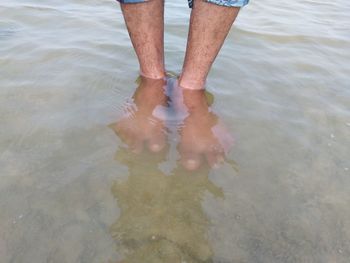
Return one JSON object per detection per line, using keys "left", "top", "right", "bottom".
{"left": 110, "top": 76, "right": 168, "bottom": 154}
{"left": 172, "top": 84, "right": 234, "bottom": 170}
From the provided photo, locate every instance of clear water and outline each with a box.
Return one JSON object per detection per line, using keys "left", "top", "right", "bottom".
{"left": 1, "top": 0, "right": 350, "bottom": 262}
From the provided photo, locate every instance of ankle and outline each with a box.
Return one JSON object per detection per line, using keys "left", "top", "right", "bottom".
{"left": 140, "top": 67, "right": 165, "bottom": 80}
{"left": 178, "top": 74, "right": 206, "bottom": 90}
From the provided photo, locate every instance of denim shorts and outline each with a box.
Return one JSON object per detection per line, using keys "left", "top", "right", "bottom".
{"left": 117, "top": 0, "right": 249, "bottom": 8}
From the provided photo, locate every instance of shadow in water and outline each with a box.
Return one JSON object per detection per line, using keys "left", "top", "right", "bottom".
{"left": 111, "top": 148, "right": 223, "bottom": 262}
{"left": 108, "top": 75, "right": 236, "bottom": 262}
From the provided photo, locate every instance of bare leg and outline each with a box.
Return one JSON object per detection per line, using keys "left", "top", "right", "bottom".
{"left": 120, "top": 0, "right": 165, "bottom": 79}
{"left": 179, "top": 0, "right": 240, "bottom": 90}
{"left": 173, "top": 86, "right": 234, "bottom": 170}
{"left": 175, "top": 0, "right": 239, "bottom": 168}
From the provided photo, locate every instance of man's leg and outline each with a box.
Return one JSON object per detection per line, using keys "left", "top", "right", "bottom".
{"left": 177, "top": 0, "right": 245, "bottom": 169}
{"left": 179, "top": 0, "right": 240, "bottom": 90}
{"left": 117, "top": 0, "right": 167, "bottom": 152}
{"left": 120, "top": 0, "right": 165, "bottom": 79}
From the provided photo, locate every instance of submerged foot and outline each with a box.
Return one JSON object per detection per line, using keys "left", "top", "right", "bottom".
{"left": 110, "top": 76, "right": 168, "bottom": 154}
{"left": 173, "top": 85, "right": 234, "bottom": 170}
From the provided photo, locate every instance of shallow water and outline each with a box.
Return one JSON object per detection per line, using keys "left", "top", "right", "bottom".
{"left": 1, "top": 0, "right": 350, "bottom": 262}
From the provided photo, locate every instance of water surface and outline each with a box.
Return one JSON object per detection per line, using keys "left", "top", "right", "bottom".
{"left": 1, "top": 0, "right": 350, "bottom": 262}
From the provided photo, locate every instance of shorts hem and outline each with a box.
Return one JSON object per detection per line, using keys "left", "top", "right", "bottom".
{"left": 117, "top": 0, "right": 249, "bottom": 8}
{"left": 204, "top": 0, "right": 249, "bottom": 7}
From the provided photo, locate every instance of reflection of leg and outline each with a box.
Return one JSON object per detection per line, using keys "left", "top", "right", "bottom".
{"left": 120, "top": 0, "right": 165, "bottom": 79}
{"left": 180, "top": 0, "right": 240, "bottom": 90}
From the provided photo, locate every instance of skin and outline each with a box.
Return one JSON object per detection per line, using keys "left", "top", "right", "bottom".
{"left": 173, "top": 86, "right": 234, "bottom": 170}
{"left": 110, "top": 77, "right": 234, "bottom": 170}
{"left": 109, "top": 76, "right": 168, "bottom": 153}
{"left": 179, "top": 0, "right": 240, "bottom": 90}
{"left": 120, "top": 0, "right": 240, "bottom": 87}
{"left": 120, "top": 0, "right": 165, "bottom": 79}
{"left": 118, "top": 0, "right": 239, "bottom": 168}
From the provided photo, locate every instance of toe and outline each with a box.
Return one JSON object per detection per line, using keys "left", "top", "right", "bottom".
{"left": 147, "top": 128, "right": 166, "bottom": 153}
{"left": 181, "top": 151, "right": 202, "bottom": 171}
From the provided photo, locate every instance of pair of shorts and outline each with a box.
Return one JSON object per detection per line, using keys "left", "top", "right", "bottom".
{"left": 117, "top": 0, "right": 249, "bottom": 8}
